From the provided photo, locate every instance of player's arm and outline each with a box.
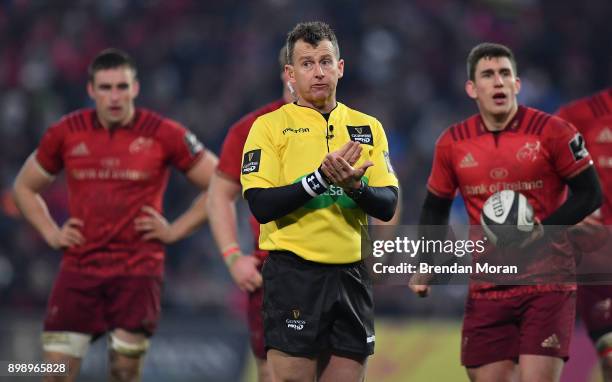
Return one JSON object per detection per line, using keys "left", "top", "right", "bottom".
{"left": 136, "top": 151, "right": 218, "bottom": 243}
{"left": 542, "top": 166, "right": 601, "bottom": 226}
{"left": 13, "top": 153, "right": 84, "bottom": 249}
{"left": 207, "top": 172, "right": 262, "bottom": 292}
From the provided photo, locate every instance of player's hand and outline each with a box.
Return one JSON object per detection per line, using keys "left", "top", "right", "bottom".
{"left": 409, "top": 274, "right": 431, "bottom": 298}
{"left": 48, "top": 218, "right": 85, "bottom": 249}
{"left": 229, "top": 255, "right": 263, "bottom": 292}
{"left": 568, "top": 214, "right": 609, "bottom": 253}
{"left": 518, "top": 218, "right": 544, "bottom": 248}
{"left": 134, "top": 206, "right": 177, "bottom": 243}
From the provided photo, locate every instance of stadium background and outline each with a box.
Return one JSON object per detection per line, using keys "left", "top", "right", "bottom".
{"left": 0, "top": 0, "right": 610, "bottom": 380}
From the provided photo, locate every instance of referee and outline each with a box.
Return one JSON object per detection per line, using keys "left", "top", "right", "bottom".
{"left": 241, "top": 21, "right": 399, "bottom": 382}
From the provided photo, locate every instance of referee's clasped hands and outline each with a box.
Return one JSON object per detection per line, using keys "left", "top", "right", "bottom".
{"left": 320, "top": 141, "right": 373, "bottom": 190}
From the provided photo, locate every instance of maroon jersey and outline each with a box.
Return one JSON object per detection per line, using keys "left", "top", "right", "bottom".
{"left": 36, "top": 108, "right": 204, "bottom": 277}
{"left": 428, "top": 105, "right": 593, "bottom": 299}
{"left": 557, "top": 88, "right": 612, "bottom": 223}
{"left": 217, "top": 99, "right": 285, "bottom": 260}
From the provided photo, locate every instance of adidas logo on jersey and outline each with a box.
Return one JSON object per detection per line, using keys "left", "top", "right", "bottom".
{"left": 459, "top": 153, "right": 478, "bottom": 168}
{"left": 70, "top": 142, "right": 90, "bottom": 156}
{"left": 541, "top": 334, "right": 560, "bottom": 349}
{"left": 596, "top": 127, "right": 612, "bottom": 143}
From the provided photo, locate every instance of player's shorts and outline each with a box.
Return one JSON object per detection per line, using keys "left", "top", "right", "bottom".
{"left": 577, "top": 285, "right": 612, "bottom": 343}
{"left": 44, "top": 268, "right": 162, "bottom": 337}
{"left": 262, "top": 251, "right": 374, "bottom": 358}
{"left": 248, "top": 261, "right": 266, "bottom": 359}
{"left": 461, "top": 291, "right": 575, "bottom": 367}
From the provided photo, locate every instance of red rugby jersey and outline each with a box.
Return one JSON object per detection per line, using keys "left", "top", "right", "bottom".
{"left": 217, "top": 99, "right": 285, "bottom": 260}
{"left": 557, "top": 88, "right": 612, "bottom": 223}
{"left": 428, "top": 105, "right": 593, "bottom": 299}
{"left": 36, "top": 108, "right": 204, "bottom": 276}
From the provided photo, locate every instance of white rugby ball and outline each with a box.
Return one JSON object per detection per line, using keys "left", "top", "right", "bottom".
{"left": 480, "top": 190, "right": 534, "bottom": 246}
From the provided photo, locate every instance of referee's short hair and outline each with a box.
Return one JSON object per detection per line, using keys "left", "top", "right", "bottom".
{"left": 286, "top": 21, "right": 339, "bottom": 65}
{"left": 466, "top": 42, "right": 517, "bottom": 81}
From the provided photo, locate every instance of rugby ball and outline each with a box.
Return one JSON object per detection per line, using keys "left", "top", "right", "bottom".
{"left": 480, "top": 190, "right": 534, "bottom": 246}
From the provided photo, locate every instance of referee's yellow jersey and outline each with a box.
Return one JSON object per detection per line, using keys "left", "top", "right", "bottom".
{"left": 241, "top": 102, "right": 399, "bottom": 264}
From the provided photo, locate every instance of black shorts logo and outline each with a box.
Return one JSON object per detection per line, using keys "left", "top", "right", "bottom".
{"left": 569, "top": 133, "right": 589, "bottom": 161}
{"left": 347, "top": 125, "right": 374, "bottom": 145}
{"left": 242, "top": 149, "right": 261, "bottom": 174}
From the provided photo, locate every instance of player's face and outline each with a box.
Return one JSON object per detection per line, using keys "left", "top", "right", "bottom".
{"left": 286, "top": 39, "right": 344, "bottom": 112}
{"left": 465, "top": 56, "right": 521, "bottom": 118}
{"left": 87, "top": 66, "right": 139, "bottom": 128}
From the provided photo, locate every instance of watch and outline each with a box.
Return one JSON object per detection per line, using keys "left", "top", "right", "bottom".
{"left": 345, "top": 180, "right": 366, "bottom": 200}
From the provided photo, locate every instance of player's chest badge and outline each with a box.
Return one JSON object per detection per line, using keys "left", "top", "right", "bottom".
{"left": 516, "top": 141, "right": 541, "bottom": 163}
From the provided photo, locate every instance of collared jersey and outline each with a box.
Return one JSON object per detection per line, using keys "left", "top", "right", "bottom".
{"left": 428, "top": 105, "right": 593, "bottom": 299}
{"left": 240, "top": 102, "right": 398, "bottom": 264}
{"left": 217, "top": 99, "right": 285, "bottom": 260}
{"left": 36, "top": 108, "right": 204, "bottom": 276}
{"left": 557, "top": 88, "right": 612, "bottom": 223}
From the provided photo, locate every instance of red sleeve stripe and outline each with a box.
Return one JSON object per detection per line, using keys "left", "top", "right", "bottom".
{"left": 67, "top": 115, "right": 76, "bottom": 132}
{"left": 450, "top": 125, "right": 458, "bottom": 141}
{"left": 450, "top": 122, "right": 471, "bottom": 141}
{"left": 77, "top": 113, "right": 88, "bottom": 131}
{"left": 524, "top": 111, "right": 543, "bottom": 135}
{"left": 138, "top": 114, "right": 162, "bottom": 136}
{"left": 461, "top": 121, "right": 471, "bottom": 139}
{"left": 595, "top": 94, "right": 610, "bottom": 115}
{"left": 588, "top": 99, "right": 604, "bottom": 118}
{"left": 67, "top": 113, "right": 86, "bottom": 132}
{"left": 456, "top": 123, "right": 464, "bottom": 140}
{"left": 534, "top": 114, "right": 551, "bottom": 136}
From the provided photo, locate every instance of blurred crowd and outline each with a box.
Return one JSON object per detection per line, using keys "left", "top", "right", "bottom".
{"left": 1, "top": 0, "right": 611, "bottom": 315}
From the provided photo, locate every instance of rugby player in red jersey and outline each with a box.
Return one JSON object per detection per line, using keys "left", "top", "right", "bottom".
{"left": 208, "top": 47, "right": 294, "bottom": 382}
{"left": 557, "top": 88, "right": 612, "bottom": 381}
{"left": 411, "top": 43, "right": 601, "bottom": 381}
{"left": 13, "top": 49, "right": 217, "bottom": 382}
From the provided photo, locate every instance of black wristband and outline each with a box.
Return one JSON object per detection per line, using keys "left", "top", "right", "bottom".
{"left": 301, "top": 168, "right": 330, "bottom": 197}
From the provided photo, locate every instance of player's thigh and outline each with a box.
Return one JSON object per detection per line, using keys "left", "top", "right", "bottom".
{"left": 248, "top": 285, "right": 266, "bottom": 360}
{"left": 461, "top": 296, "right": 520, "bottom": 367}
{"left": 465, "top": 360, "right": 517, "bottom": 382}
{"left": 44, "top": 269, "right": 106, "bottom": 335}
{"left": 578, "top": 286, "right": 612, "bottom": 350}
{"left": 105, "top": 275, "right": 163, "bottom": 336}
{"left": 518, "top": 354, "right": 563, "bottom": 382}
{"left": 519, "top": 291, "right": 575, "bottom": 360}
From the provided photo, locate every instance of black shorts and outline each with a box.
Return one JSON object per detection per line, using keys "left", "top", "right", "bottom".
{"left": 262, "top": 251, "right": 375, "bottom": 358}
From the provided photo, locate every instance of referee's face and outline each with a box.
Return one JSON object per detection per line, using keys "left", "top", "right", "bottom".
{"left": 286, "top": 39, "right": 344, "bottom": 112}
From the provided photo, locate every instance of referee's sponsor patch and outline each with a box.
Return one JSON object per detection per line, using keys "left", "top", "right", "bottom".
{"left": 347, "top": 125, "right": 374, "bottom": 145}
{"left": 242, "top": 149, "right": 261, "bottom": 174}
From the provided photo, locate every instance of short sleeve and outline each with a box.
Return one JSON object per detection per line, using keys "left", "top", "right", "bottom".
{"left": 36, "top": 122, "right": 66, "bottom": 175}
{"left": 240, "top": 117, "right": 281, "bottom": 195}
{"left": 217, "top": 121, "right": 250, "bottom": 182}
{"left": 364, "top": 119, "right": 399, "bottom": 188}
{"left": 427, "top": 131, "right": 458, "bottom": 199}
{"left": 547, "top": 117, "right": 593, "bottom": 179}
{"left": 160, "top": 120, "right": 205, "bottom": 172}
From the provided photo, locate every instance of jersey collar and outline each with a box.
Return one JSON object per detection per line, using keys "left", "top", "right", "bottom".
{"left": 477, "top": 105, "right": 526, "bottom": 134}
{"left": 92, "top": 109, "right": 142, "bottom": 130}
